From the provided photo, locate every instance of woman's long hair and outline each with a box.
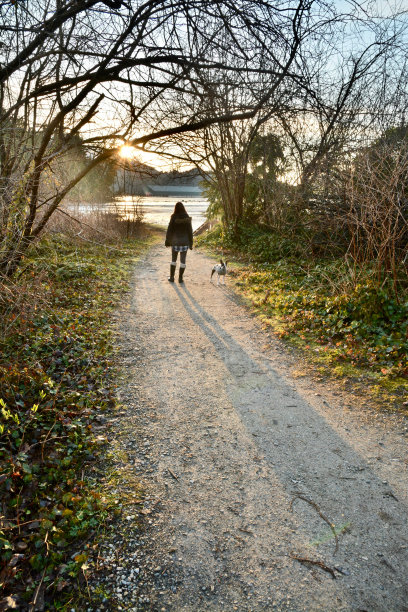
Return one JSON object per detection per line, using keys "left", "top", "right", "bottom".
{"left": 173, "top": 201, "right": 187, "bottom": 216}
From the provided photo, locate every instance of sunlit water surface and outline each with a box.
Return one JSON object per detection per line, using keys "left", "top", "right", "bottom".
{"left": 73, "top": 196, "right": 209, "bottom": 231}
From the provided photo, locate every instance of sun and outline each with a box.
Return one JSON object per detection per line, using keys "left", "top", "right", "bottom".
{"left": 119, "top": 144, "right": 137, "bottom": 159}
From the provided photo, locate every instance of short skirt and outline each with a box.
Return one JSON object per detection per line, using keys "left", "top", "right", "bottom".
{"left": 172, "top": 245, "right": 189, "bottom": 252}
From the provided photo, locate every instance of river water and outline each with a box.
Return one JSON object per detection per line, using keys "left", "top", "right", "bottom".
{"left": 73, "top": 196, "right": 209, "bottom": 232}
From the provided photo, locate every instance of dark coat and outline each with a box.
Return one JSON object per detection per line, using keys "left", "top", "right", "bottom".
{"left": 165, "top": 214, "right": 193, "bottom": 248}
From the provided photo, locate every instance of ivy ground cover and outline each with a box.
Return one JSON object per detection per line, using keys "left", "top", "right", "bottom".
{"left": 0, "top": 231, "right": 156, "bottom": 609}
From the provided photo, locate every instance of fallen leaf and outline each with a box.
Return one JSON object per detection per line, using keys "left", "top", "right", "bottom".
{"left": 0, "top": 596, "right": 19, "bottom": 611}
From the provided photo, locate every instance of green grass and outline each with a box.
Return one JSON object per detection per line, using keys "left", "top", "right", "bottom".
{"left": 0, "top": 231, "right": 159, "bottom": 609}
{"left": 197, "top": 225, "right": 408, "bottom": 410}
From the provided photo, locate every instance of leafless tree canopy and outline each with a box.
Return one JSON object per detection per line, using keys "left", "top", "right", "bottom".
{"left": 1, "top": 1, "right": 407, "bottom": 274}
{"left": 0, "top": 0, "right": 321, "bottom": 274}
{"left": 158, "top": 2, "right": 408, "bottom": 236}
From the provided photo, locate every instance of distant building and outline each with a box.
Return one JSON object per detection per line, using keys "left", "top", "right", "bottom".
{"left": 113, "top": 163, "right": 208, "bottom": 196}
{"left": 146, "top": 184, "right": 203, "bottom": 197}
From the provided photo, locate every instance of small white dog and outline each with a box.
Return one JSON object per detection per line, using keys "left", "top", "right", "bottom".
{"left": 210, "top": 260, "right": 227, "bottom": 285}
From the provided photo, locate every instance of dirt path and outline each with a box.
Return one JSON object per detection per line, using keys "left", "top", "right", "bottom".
{"left": 91, "top": 244, "right": 408, "bottom": 611}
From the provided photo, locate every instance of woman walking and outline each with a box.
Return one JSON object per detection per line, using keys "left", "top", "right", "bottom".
{"left": 165, "top": 201, "right": 193, "bottom": 283}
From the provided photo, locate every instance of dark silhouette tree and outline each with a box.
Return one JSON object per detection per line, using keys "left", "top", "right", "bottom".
{"left": 0, "top": 0, "right": 313, "bottom": 275}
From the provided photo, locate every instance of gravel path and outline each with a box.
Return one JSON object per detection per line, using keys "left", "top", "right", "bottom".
{"left": 90, "top": 244, "right": 408, "bottom": 612}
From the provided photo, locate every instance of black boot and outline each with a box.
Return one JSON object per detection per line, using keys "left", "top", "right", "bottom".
{"left": 178, "top": 265, "right": 185, "bottom": 283}
{"left": 168, "top": 263, "right": 176, "bottom": 282}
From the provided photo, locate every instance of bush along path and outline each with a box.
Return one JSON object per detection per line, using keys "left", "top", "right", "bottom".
{"left": 86, "top": 243, "right": 408, "bottom": 611}
{"left": 0, "top": 231, "right": 158, "bottom": 611}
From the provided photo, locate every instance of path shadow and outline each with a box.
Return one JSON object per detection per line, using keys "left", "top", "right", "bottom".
{"left": 173, "top": 283, "right": 273, "bottom": 381}
{"left": 170, "top": 282, "right": 408, "bottom": 596}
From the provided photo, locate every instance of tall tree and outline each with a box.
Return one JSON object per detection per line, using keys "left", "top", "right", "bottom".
{"left": 0, "top": 0, "right": 312, "bottom": 275}
{"left": 175, "top": 2, "right": 408, "bottom": 233}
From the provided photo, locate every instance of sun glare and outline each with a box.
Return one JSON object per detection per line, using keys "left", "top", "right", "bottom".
{"left": 119, "top": 145, "right": 137, "bottom": 159}
{"left": 118, "top": 144, "right": 190, "bottom": 171}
